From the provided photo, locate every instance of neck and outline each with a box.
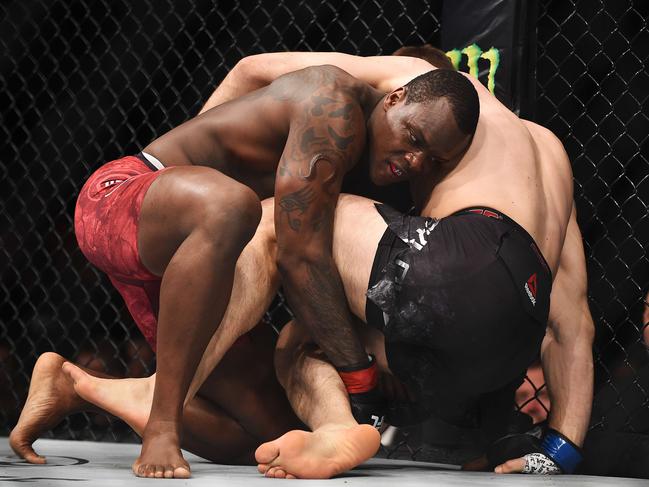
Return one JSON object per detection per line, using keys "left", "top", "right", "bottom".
{"left": 409, "top": 163, "right": 453, "bottom": 214}
{"left": 409, "top": 176, "right": 433, "bottom": 213}
{"left": 363, "top": 88, "right": 385, "bottom": 119}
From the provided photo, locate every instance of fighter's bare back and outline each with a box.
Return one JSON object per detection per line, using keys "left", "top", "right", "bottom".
{"left": 416, "top": 77, "right": 574, "bottom": 274}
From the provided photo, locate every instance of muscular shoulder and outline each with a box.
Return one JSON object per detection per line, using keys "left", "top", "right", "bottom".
{"left": 525, "top": 122, "right": 569, "bottom": 161}
{"left": 274, "top": 66, "right": 368, "bottom": 171}
{"left": 524, "top": 120, "right": 573, "bottom": 185}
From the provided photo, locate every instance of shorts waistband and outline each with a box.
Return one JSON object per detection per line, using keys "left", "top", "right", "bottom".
{"left": 453, "top": 207, "right": 551, "bottom": 277}
{"left": 135, "top": 151, "right": 165, "bottom": 171}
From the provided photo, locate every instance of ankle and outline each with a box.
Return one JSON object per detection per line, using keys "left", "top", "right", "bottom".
{"left": 143, "top": 418, "right": 182, "bottom": 437}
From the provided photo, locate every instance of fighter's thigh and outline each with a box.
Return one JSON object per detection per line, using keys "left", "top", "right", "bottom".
{"left": 138, "top": 166, "right": 261, "bottom": 275}
{"left": 332, "top": 194, "right": 388, "bottom": 321}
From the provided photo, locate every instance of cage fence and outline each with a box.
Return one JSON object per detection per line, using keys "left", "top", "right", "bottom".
{"left": 1, "top": 0, "right": 648, "bottom": 461}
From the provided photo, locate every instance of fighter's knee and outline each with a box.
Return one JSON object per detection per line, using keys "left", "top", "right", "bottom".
{"left": 197, "top": 183, "right": 261, "bottom": 249}
{"left": 276, "top": 320, "right": 310, "bottom": 355}
{"left": 220, "top": 184, "right": 262, "bottom": 237}
{"left": 255, "top": 198, "right": 277, "bottom": 244}
{"left": 275, "top": 321, "right": 315, "bottom": 385}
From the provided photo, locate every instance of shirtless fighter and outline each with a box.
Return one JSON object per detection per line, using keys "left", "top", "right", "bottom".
{"left": 11, "top": 59, "right": 478, "bottom": 478}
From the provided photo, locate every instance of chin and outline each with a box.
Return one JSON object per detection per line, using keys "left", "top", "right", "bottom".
{"left": 369, "top": 169, "right": 387, "bottom": 186}
{"left": 375, "top": 177, "right": 391, "bottom": 186}
{"left": 369, "top": 163, "right": 388, "bottom": 186}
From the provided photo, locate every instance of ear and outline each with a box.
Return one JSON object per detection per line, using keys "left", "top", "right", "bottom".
{"left": 383, "top": 87, "right": 407, "bottom": 111}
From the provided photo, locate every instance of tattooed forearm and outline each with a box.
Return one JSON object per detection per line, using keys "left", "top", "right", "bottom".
{"left": 284, "top": 256, "right": 367, "bottom": 368}
{"left": 273, "top": 66, "right": 369, "bottom": 368}
{"left": 279, "top": 186, "right": 316, "bottom": 231}
{"left": 310, "top": 203, "right": 333, "bottom": 233}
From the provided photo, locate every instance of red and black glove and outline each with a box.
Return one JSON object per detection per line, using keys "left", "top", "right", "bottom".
{"left": 338, "top": 355, "right": 386, "bottom": 429}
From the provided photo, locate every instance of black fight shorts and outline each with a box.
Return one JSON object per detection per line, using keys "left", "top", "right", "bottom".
{"left": 366, "top": 204, "right": 551, "bottom": 426}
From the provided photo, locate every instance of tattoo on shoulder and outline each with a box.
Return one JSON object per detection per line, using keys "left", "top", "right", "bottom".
{"left": 300, "top": 127, "right": 327, "bottom": 153}
{"left": 311, "top": 95, "right": 337, "bottom": 116}
{"left": 328, "top": 103, "right": 353, "bottom": 120}
{"left": 327, "top": 125, "right": 354, "bottom": 151}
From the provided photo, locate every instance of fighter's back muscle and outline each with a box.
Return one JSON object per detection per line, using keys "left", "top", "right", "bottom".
{"left": 422, "top": 104, "right": 573, "bottom": 273}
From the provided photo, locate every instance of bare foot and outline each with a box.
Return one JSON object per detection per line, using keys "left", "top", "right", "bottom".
{"left": 255, "top": 424, "right": 380, "bottom": 479}
{"left": 63, "top": 365, "right": 188, "bottom": 478}
{"left": 9, "top": 352, "right": 88, "bottom": 463}
{"left": 62, "top": 362, "right": 153, "bottom": 436}
{"left": 133, "top": 421, "right": 191, "bottom": 479}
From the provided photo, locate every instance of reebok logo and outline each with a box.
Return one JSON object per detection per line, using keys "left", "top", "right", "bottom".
{"left": 524, "top": 273, "right": 537, "bottom": 306}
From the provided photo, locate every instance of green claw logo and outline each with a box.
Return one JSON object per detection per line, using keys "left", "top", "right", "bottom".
{"left": 446, "top": 43, "right": 500, "bottom": 94}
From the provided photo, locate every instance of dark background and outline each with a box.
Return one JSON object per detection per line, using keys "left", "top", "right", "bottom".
{"left": 1, "top": 0, "right": 648, "bottom": 449}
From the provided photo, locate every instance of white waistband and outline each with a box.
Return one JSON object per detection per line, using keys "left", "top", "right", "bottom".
{"left": 141, "top": 151, "right": 165, "bottom": 170}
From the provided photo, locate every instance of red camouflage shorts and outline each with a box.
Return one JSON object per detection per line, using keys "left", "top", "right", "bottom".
{"left": 74, "top": 154, "right": 166, "bottom": 351}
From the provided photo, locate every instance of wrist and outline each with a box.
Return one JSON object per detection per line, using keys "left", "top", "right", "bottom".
{"left": 540, "top": 429, "right": 583, "bottom": 473}
{"left": 337, "top": 355, "right": 378, "bottom": 394}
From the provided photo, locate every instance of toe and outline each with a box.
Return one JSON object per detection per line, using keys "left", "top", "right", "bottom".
{"left": 164, "top": 465, "right": 175, "bottom": 479}
{"left": 273, "top": 468, "right": 287, "bottom": 479}
{"left": 173, "top": 465, "right": 191, "bottom": 479}
{"left": 255, "top": 440, "right": 280, "bottom": 465}
{"left": 154, "top": 465, "right": 164, "bottom": 478}
{"left": 25, "top": 452, "right": 47, "bottom": 465}
{"left": 11, "top": 440, "right": 45, "bottom": 465}
{"left": 258, "top": 463, "right": 270, "bottom": 474}
{"left": 286, "top": 473, "right": 297, "bottom": 479}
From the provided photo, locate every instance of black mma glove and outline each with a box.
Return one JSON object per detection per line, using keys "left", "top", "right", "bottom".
{"left": 488, "top": 425, "right": 583, "bottom": 474}
{"left": 337, "top": 355, "right": 385, "bottom": 428}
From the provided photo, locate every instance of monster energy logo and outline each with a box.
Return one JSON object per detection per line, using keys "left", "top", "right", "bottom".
{"left": 446, "top": 43, "right": 500, "bottom": 94}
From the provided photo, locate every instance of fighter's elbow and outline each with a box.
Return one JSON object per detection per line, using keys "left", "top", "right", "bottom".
{"left": 547, "top": 308, "right": 595, "bottom": 349}
{"left": 232, "top": 54, "right": 268, "bottom": 86}
{"left": 580, "top": 313, "right": 596, "bottom": 346}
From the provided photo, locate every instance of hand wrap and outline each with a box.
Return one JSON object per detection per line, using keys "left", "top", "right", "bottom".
{"left": 488, "top": 426, "right": 582, "bottom": 474}
{"left": 538, "top": 429, "right": 583, "bottom": 473}
{"left": 338, "top": 355, "right": 385, "bottom": 428}
{"left": 522, "top": 452, "right": 561, "bottom": 474}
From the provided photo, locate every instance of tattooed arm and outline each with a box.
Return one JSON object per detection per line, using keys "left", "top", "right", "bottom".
{"left": 200, "top": 53, "right": 432, "bottom": 113}
{"left": 273, "top": 66, "right": 368, "bottom": 367}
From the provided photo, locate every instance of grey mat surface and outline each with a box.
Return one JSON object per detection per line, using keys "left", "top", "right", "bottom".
{"left": 0, "top": 438, "right": 646, "bottom": 486}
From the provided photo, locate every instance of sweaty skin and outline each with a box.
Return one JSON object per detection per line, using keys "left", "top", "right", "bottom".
{"left": 199, "top": 52, "right": 595, "bottom": 474}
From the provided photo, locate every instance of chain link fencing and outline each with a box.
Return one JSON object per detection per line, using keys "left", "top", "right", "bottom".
{"left": 1, "top": 0, "right": 647, "bottom": 461}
